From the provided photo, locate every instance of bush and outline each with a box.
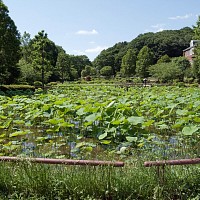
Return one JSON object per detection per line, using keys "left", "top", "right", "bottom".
{"left": 34, "top": 81, "right": 42, "bottom": 87}
{"left": 46, "top": 82, "right": 58, "bottom": 86}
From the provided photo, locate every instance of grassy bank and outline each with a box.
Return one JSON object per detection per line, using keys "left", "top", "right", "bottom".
{"left": 0, "top": 158, "right": 199, "bottom": 200}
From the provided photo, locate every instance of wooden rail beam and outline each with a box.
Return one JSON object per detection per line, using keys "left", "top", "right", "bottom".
{"left": 144, "top": 158, "right": 200, "bottom": 167}
{"left": 0, "top": 156, "right": 124, "bottom": 167}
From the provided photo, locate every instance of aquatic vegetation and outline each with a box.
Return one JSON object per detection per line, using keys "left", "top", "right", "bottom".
{"left": 0, "top": 85, "right": 199, "bottom": 159}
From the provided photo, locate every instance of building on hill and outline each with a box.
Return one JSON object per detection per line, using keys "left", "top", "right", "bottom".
{"left": 183, "top": 40, "right": 200, "bottom": 63}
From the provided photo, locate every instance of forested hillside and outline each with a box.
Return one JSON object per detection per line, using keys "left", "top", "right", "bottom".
{"left": 93, "top": 27, "right": 194, "bottom": 75}
{"left": 0, "top": 0, "right": 198, "bottom": 84}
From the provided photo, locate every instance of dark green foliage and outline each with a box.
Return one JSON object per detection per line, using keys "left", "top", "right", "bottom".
{"left": 0, "top": 0, "right": 21, "bottom": 84}
{"left": 100, "top": 66, "right": 113, "bottom": 77}
{"left": 193, "top": 16, "right": 200, "bottom": 83}
{"left": 136, "top": 46, "right": 154, "bottom": 78}
{"left": 120, "top": 48, "right": 137, "bottom": 77}
{"left": 30, "top": 30, "right": 58, "bottom": 84}
{"left": 93, "top": 42, "right": 128, "bottom": 74}
{"left": 157, "top": 54, "right": 171, "bottom": 64}
{"left": 128, "top": 27, "right": 194, "bottom": 61}
{"left": 149, "top": 62, "right": 183, "bottom": 83}
{"left": 81, "top": 65, "right": 96, "bottom": 77}
{"left": 33, "top": 81, "right": 42, "bottom": 87}
{"left": 193, "top": 51, "right": 200, "bottom": 83}
{"left": 0, "top": 84, "right": 35, "bottom": 96}
{"left": 20, "top": 31, "right": 32, "bottom": 63}
{"left": 172, "top": 57, "right": 191, "bottom": 81}
{"left": 70, "top": 55, "right": 92, "bottom": 78}
{"left": 149, "top": 56, "right": 191, "bottom": 83}
{"left": 93, "top": 28, "right": 193, "bottom": 75}
{"left": 55, "top": 51, "right": 71, "bottom": 82}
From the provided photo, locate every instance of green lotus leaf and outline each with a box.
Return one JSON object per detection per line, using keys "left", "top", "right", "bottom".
{"left": 10, "top": 131, "right": 29, "bottom": 137}
{"left": 127, "top": 116, "right": 144, "bottom": 125}
{"left": 98, "top": 132, "right": 107, "bottom": 140}
{"left": 126, "top": 137, "right": 137, "bottom": 142}
{"left": 182, "top": 125, "right": 199, "bottom": 136}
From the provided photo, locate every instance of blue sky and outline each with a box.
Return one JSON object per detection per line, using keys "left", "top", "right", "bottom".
{"left": 3, "top": 0, "right": 200, "bottom": 61}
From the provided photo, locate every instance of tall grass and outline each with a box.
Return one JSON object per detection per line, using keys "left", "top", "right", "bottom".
{"left": 0, "top": 158, "right": 199, "bottom": 199}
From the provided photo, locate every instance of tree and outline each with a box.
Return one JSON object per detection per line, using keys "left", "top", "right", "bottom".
{"left": 0, "top": 0, "right": 21, "bottom": 84}
{"left": 81, "top": 65, "right": 96, "bottom": 77}
{"left": 149, "top": 62, "right": 182, "bottom": 83}
{"left": 172, "top": 57, "right": 190, "bottom": 81}
{"left": 70, "top": 55, "right": 91, "bottom": 77}
{"left": 20, "top": 31, "right": 32, "bottom": 63}
{"left": 30, "top": 30, "right": 58, "bottom": 87}
{"left": 93, "top": 27, "right": 193, "bottom": 74}
{"left": 136, "top": 46, "right": 154, "bottom": 78}
{"left": 149, "top": 56, "right": 190, "bottom": 83}
{"left": 128, "top": 27, "right": 193, "bottom": 61}
{"left": 55, "top": 51, "right": 71, "bottom": 82}
{"left": 193, "top": 16, "right": 200, "bottom": 83}
{"left": 18, "top": 59, "right": 40, "bottom": 84}
{"left": 120, "top": 48, "right": 137, "bottom": 77}
{"left": 100, "top": 66, "right": 113, "bottom": 77}
{"left": 92, "top": 42, "right": 128, "bottom": 74}
{"left": 157, "top": 54, "right": 171, "bottom": 64}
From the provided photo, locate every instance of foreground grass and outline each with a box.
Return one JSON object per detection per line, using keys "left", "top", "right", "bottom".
{"left": 0, "top": 159, "right": 199, "bottom": 200}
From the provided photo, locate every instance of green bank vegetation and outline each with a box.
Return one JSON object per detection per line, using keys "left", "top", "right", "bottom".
{"left": 0, "top": 85, "right": 199, "bottom": 199}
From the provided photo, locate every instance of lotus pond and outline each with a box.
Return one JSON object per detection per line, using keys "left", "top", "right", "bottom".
{"left": 0, "top": 85, "right": 200, "bottom": 159}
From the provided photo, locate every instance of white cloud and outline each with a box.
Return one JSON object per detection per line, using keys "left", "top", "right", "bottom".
{"left": 75, "top": 29, "right": 98, "bottom": 35}
{"left": 151, "top": 24, "right": 165, "bottom": 32}
{"left": 89, "top": 41, "right": 95, "bottom": 44}
{"left": 145, "top": 24, "right": 165, "bottom": 33}
{"left": 73, "top": 46, "right": 107, "bottom": 56}
{"left": 85, "top": 46, "right": 108, "bottom": 53}
{"left": 168, "top": 14, "right": 192, "bottom": 20}
{"left": 73, "top": 49, "right": 85, "bottom": 55}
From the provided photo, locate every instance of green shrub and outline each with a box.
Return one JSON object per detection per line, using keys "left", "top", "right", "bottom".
{"left": 34, "top": 81, "right": 42, "bottom": 87}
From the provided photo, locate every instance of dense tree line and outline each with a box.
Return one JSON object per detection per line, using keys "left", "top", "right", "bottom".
{"left": 93, "top": 27, "right": 194, "bottom": 76}
{"left": 193, "top": 16, "right": 200, "bottom": 83}
{"left": 1, "top": 0, "right": 200, "bottom": 85}
{"left": 0, "top": 0, "right": 92, "bottom": 85}
{"left": 0, "top": 0, "right": 21, "bottom": 84}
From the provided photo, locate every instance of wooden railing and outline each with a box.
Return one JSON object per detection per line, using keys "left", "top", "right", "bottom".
{"left": 144, "top": 158, "right": 200, "bottom": 185}
{"left": 0, "top": 156, "right": 124, "bottom": 167}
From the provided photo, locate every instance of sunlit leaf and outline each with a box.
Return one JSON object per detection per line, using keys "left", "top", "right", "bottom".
{"left": 76, "top": 108, "right": 85, "bottom": 116}
{"left": 176, "top": 109, "right": 188, "bottom": 116}
{"left": 0, "top": 115, "right": 7, "bottom": 120}
{"left": 0, "top": 134, "right": 6, "bottom": 138}
{"left": 10, "top": 131, "right": 29, "bottom": 137}
{"left": 142, "top": 120, "right": 154, "bottom": 127}
{"left": 84, "top": 146, "right": 93, "bottom": 152}
{"left": 194, "top": 117, "right": 200, "bottom": 123}
{"left": 36, "top": 136, "right": 49, "bottom": 142}
{"left": 118, "top": 147, "right": 127, "bottom": 154}
{"left": 98, "top": 132, "right": 107, "bottom": 140}
{"left": 100, "top": 140, "right": 111, "bottom": 144}
{"left": 126, "top": 137, "right": 137, "bottom": 142}
{"left": 76, "top": 142, "right": 85, "bottom": 148}
{"left": 13, "top": 120, "right": 25, "bottom": 125}
{"left": 3, "top": 119, "right": 12, "bottom": 129}
{"left": 127, "top": 116, "right": 144, "bottom": 125}
{"left": 106, "top": 100, "right": 115, "bottom": 108}
{"left": 182, "top": 125, "right": 199, "bottom": 136}
{"left": 60, "top": 122, "right": 74, "bottom": 127}
{"left": 85, "top": 113, "right": 100, "bottom": 122}
{"left": 107, "top": 127, "right": 116, "bottom": 132}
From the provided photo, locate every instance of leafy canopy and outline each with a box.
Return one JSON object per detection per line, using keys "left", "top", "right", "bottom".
{"left": 0, "top": 0, "right": 21, "bottom": 84}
